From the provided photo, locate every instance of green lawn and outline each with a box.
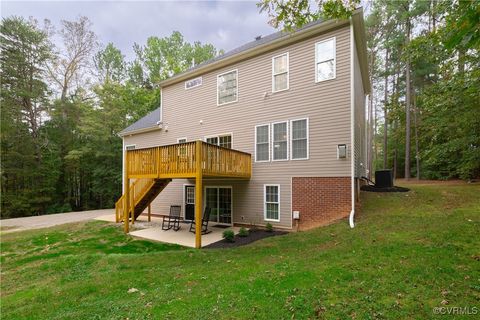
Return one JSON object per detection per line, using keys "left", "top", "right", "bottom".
{"left": 1, "top": 183, "right": 479, "bottom": 319}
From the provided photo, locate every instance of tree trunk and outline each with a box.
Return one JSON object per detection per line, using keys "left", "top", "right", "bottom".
{"left": 367, "top": 50, "right": 376, "bottom": 178}
{"left": 373, "top": 94, "right": 378, "bottom": 172}
{"left": 405, "top": 16, "right": 412, "bottom": 180}
{"left": 413, "top": 90, "right": 420, "bottom": 180}
{"left": 383, "top": 48, "right": 390, "bottom": 169}
{"left": 393, "top": 148, "right": 397, "bottom": 180}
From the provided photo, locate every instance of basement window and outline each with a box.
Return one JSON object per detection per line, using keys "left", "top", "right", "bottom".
{"left": 264, "top": 184, "right": 280, "bottom": 222}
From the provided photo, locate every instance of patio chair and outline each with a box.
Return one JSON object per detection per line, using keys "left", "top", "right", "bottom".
{"left": 162, "top": 205, "right": 182, "bottom": 231}
{"left": 189, "top": 207, "right": 212, "bottom": 234}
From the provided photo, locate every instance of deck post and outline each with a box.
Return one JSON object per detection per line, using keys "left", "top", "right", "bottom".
{"left": 148, "top": 203, "right": 151, "bottom": 222}
{"left": 195, "top": 140, "right": 203, "bottom": 248}
{"left": 124, "top": 150, "right": 130, "bottom": 233}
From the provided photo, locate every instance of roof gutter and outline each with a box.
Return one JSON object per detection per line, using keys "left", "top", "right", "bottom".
{"left": 159, "top": 19, "right": 349, "bottom": 88}
{"left": 118, "top": 126, "right": 160, "bottom": 137}
{"left": 351, "top": 8, "right": 371, "bottom": 94}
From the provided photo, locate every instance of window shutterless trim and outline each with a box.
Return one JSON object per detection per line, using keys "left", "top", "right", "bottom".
{"left": 254, "top": 124, "right": 270, "bottom": 162}
{"left": 315, "top": 37, "right": 336, "bottom": 83}
{"left": 264, "top": 184, "right": 280, "bottom": 222}
{"left": 124, "top": 144, "right": 136, "bottom": 150}
{"left": 290, "top": 117, "right": 309, "bottom": 160}
{"left": 271, "top": 121, "right": 289, "bottom": 161}
{"left": 203, "top": 132, "right": 234, "bottom": 148}
{"left": 177, "top": 137, "right": 187, "bottom": 143}
{"left": 184, "top": 76, "right": 202, "bottom": 90}
{"left": 272, "top": 52, "right": 289, "bottom": 93}
{"left": 216, "top": 69, "right": 238, "bottom": 106}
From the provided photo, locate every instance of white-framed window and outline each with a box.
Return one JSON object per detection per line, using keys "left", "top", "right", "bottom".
{"left": 255, "top": 124, "right": 270, "bottom": 162}
{"left": 177, "top": 137, "right": 187, "bottom": 143}
{"left": 264, "top": 184, "right": 280, "bottom": 222}
{"left": 272, "top": 53, "right": 289, "bottom": 92}
{"left": 205, "top": 133, "right": 233, "bottom": 149}
{"left": 185, "top": 77, "right": 202, "bottom": 90}
{"left": 217, "top": 69, "right": 238, "bottom": 106}
{"left": 125, "top": 144, "right": 136, "bottom": 151}
{"left": 315, "top": 37, "right": 336, "bottom": 82}
{"left": 272, "top": 121, "right": 288, "bottom": 161}
{"left": 290, "top": 118, "right": 309, "bottom": 160}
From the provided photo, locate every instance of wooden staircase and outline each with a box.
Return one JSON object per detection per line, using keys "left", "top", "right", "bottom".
{"left": 115, "top": 178, "right": 171, "bottom": 223}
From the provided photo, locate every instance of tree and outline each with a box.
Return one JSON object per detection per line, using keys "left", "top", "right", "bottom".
{"left": 47, "top": 16, "right": 97, "bottom": 101}
{"left": 0, "top": 17, "right": 53, "bottom": 217}
{"left": 132, "top": 31, "right": 220, "bottom": 86}
{"left": 257, "top": 0, "right": 360, "bottom": 30}
{"left": 403, "top": 1, "right": 412, "bottom": 180}
{"left": 93, "top": 43, "right": 125, "bottom": 84}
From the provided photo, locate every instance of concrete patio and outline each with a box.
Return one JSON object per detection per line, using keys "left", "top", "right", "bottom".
{"left": 95, "top": 214, "right": 239, "bottom": 248}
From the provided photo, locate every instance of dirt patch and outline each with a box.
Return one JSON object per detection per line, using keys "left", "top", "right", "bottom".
{"left": 395, "top": 179, "right": 474, "bottom": 186}
{"left": 360, "top": 185, "right": 410, "bottom": 192}
{"left": 204, "top": 229, "right": 288, "bottom": 249}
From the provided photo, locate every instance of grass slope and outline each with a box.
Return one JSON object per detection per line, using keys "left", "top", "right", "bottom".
{"left": 1, "top": 183, "right": 479, "bottom": 319}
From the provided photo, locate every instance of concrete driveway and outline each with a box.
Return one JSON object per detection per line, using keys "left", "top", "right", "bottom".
{"left": 0, "top": 209, "right": 114, "bottom": 233}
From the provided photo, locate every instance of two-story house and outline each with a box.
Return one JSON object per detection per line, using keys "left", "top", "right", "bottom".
{"left": 116, "top": 9, "right": 370, "bottom": 248}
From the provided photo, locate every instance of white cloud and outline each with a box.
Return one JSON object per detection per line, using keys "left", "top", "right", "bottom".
{"left": 1, "top": 1, "right": 275, "bottom": 60}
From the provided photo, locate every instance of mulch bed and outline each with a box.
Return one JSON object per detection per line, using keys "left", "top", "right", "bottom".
{"left": 360, "top": 185, "right": 410, "bottom": 192}
{"left": 204, "top": 229, "right": 288, "bottom": 249}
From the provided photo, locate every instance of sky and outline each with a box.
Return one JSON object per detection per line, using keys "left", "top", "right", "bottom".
{"left": 1, "top": 0, "right": 276, "bottom": 60}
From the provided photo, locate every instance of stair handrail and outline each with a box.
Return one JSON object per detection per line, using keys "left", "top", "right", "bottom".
{"left": 115, "top": 178, "right": 155, "bottom": 222}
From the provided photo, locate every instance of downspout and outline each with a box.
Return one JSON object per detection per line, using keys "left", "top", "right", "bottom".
{"left": 349, "top": 21, "right": 356, "bottom": 228}
{"left": 122, "top": 137, "right": 125, "bottom": 193}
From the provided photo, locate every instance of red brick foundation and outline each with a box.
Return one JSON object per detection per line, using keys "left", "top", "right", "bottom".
{"left": 292, "top": 177, "right": 351, "bottom": 231}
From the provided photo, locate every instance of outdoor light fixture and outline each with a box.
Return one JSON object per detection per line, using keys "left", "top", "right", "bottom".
{"left": 337, "top": 144, "right": 347, "bottom": 159}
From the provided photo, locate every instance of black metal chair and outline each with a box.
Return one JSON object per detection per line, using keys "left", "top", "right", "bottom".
{"left": 162, "top": 205, "right": 181, "bottom": 231}
{"left": 189, "top": 207, "right": 212, "bottom": 234}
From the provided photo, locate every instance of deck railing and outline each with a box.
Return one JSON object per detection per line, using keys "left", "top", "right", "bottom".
{"left": 126, "top": 141, "right": 251, "bottom": 179}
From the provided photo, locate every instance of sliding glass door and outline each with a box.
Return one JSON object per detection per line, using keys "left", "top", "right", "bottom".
{"left": 205, "top": 187, "right": 232, "bottom": 225}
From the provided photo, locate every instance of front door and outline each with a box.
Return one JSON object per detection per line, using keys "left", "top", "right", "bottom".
{"left": 185, "top": 185, "right": 195, "bottom": 221}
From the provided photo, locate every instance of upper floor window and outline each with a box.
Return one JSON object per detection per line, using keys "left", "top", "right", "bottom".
{"left": 291, "top": 118, "right": 309, "bottom": 160}
{"left": 315, "top": 38, "right": 336, "bottom": 82}
{"left": 272, "top": 121, "right": 288, "bottom": 161}
{"left": 272, "top": 53, "right": 289, "bottom": 92}
{"left": 217, "top": 70, "right": 238, "bottom": 105}
{"left": 185, "top": 77, "right": 202, "bottom": 90}
{"left": 255, "top": 124, "right": 270, "bottom": 162}
{"left": 206, "top": 134, "right": 232, "bottom": 149}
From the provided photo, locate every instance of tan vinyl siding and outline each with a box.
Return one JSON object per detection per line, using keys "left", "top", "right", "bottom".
{"left": 353, "top": 33, "right": 367, "bottom": 178}
{"left": 123, "top": 26, "right": 353, "bottom": 229}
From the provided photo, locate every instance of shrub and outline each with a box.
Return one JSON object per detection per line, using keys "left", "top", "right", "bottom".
{"left": 222, "top": 230, "right": 235, "bottom": 242}
{"left": 238, "top": 227, "right": 249, "bottom": 237}
{"left": 265, "top": 223, "right": 273, "bottom": 232}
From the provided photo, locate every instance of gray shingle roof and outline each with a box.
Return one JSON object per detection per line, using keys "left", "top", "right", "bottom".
{"left": 119, "top": 107, "right": 160, "bottom": 135}
{"left": 175, "top": 18, "right": 325, "bottom": 78}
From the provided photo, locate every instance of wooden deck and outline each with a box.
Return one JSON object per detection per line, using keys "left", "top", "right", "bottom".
{"left": 126, "top": 141, "right": 251, "bottom": 179}
{"left": 117, "top": 140, "right": 251, "bottom": 248}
